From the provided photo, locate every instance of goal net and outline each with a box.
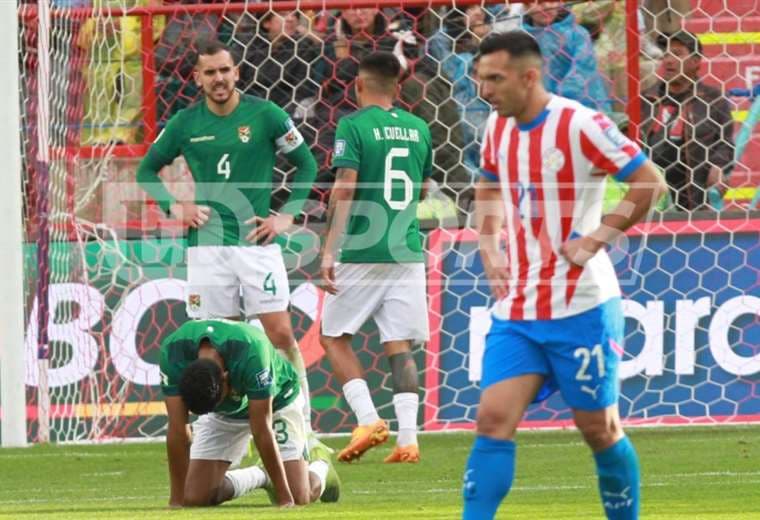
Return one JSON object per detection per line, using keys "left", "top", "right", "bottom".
{"left": 10, "top": 0, "right": 760, "bottom": 443}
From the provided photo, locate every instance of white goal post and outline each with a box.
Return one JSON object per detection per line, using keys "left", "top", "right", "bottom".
{"left": 0, "top": 0, "right": 27, "bottom": 448}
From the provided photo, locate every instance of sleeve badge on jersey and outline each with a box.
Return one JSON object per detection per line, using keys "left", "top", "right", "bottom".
{"left": 238, "top": 125, "right": 251, "bottom": 143}
{"left": 542, "top": 147, "right": 566, "bottom": 174}
{"left": 285, "top": 130, "right": 298, "bottom": 147}
{"left": 593, "top": 113, "right": 627, "bottom": 148}
{"left": 335, "top": 139, "right": 346, "bottom": 157}
{"left": 256, "top": 369, "right": 272, "bottom": 388}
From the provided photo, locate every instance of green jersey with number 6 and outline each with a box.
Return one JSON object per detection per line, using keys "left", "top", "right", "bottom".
{"left": 331, "top": 106, "right": 432, "bottom": 263}
{"left": 137, "top": 95, "right": 316, "bottom": 247}
{"left": 159, "top": 319, "right": 299, "bottom": 419}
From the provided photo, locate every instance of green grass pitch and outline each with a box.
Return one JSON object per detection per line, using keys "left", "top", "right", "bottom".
{"left": 1, "top": 426, "right": 758, "bottom": 519}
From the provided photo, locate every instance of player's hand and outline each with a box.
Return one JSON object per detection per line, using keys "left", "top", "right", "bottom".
{"left": 320, "top": 254, "right": 338, "bottom": 295}
{"left": 275, "top": 487, "right": 295, "bottom": 508}
{"left": 245, "top": 214, "right": 295, "bottom": 245}
{"left": 560, "top": 235, "right": 603, "bottom": 267}
{"left": 169, "top": 202, "right": 210, "bottom": 229}
{"left": 482, "top": 256, "right": 509, "bottom": 301}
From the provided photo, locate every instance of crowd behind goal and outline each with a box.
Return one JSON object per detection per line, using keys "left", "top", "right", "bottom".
{"left": 17, "top": 0, "right": 758, "bottom": 225}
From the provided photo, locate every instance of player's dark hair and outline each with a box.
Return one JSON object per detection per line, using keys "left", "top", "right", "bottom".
{"left": 359, "top": 51, "right": 402, "bottom": 81}
{"left": 178, "top": 358, "right": 223, "bottom": 415}
{"left": 477, "top": 30, "right": 543, "bottom": 61}
{"left": 194, "top": 39, "right": 233, "bottom": 66}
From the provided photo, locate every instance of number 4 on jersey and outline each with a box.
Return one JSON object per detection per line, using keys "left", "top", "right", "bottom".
{"left": 217, "top": 153, "right": 231, "bottom": 180}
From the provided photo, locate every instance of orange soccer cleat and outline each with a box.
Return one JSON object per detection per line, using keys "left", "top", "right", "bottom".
{"left": 383, "top": 444, "right": 420, "bottom": 463}
{"left": 337, "top": 420, "right": 390, "bottom": 462}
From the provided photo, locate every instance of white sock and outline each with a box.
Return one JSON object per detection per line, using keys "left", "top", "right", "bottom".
{"left": 300, "top": 372, "right": 313, "bottom": 434}
{"left": 343, "top": 378, "right": 380, "bottom": 426}
{"left": 308, "top": 460, "right": 329, "bottom": 497}
{"left": 281, "top": 344, "right": 313, "bottom": 435}
{"left": 393, "top": 392, "right": 419, "bottom": 447}
{"left": 225, "top": 465, "right": 268, "bottom": 499}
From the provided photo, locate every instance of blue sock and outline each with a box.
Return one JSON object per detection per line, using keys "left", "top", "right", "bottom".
{"left": 462, "top": 436, "right": 515, "bottom": 520}
{"left": 594, "top": 436, "right": 640, "bottom": 520}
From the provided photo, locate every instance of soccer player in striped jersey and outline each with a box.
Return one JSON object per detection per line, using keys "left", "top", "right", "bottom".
{"left": 462, "top": 32, "right": 667, "bottom": 520}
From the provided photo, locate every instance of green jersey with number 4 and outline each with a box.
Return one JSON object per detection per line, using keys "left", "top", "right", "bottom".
{"left": 331, "top": 106, "right": 432, "bottom": 263}
{"left": 137, "top": 95, "right": 316, "bottom": 247}
{"left": 159, "top": 319, "right": 299, "bottom": 419}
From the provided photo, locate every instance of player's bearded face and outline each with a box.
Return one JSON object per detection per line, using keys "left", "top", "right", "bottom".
{"left": 196, "top": 51, "right": 239, "bottom": 105}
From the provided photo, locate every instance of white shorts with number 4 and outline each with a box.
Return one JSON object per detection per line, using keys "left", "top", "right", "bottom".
{"left": 321, "top": 262, "right": 430, "bottom": 343}
{"left": 186, "top": 244, "right": 290, "bottom": 318}
{"left": 189, "top": 391, "right": 307, "bottom": 465}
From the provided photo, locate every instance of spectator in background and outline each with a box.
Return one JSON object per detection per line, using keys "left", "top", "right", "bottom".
{"left": 428, "top": 7, "right": 492, "bottom": 179}
{"left": 78, "top": 0, "right": 165, "bottom": 144}
{"left": 237, "top": 11, "right": 323, "bottom": 120}
{"left": 312, "top": 10, "right": 415, "bottom": 165}
{"left": 314, "top": 10, "right": 469, "bottom": 214}
{"left": 641, "top": 0, "right": 690, "bottom": 37}
{"left": 400, "top": 54, "right": 472, "bottom": 216}
{"left": 640, "top": 31, "right": 734, "bottom": 211}
{"left": 571, "top": 1, "right": 628, "bottom": 113}
{"left": 154, "top": 0, "right": 221, "bottom": 122}
{"left": 318, "top": 9, "right": 402, "bottom": 120}
{"left": 522, "top": 1, "right": 612, "bottom": 114}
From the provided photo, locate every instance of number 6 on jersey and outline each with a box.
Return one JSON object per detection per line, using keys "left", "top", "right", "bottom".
{"left": 384, "top": 147, "right": 412, "bottom": 210}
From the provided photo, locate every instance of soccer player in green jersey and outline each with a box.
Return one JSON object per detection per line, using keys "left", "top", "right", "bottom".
{"left": 319, "top": 52, "right": 433, "bottom": 464}
{"left": 160, "top": 319, "right": 340, "bottom": 508}
{"left": 137, "top": 40, "right": 322, "bottom": 450}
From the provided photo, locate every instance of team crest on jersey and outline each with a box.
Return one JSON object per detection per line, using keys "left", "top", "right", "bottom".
{"left": 542, "top": 147, "right": 566, "bottom": 173}
{"left": 188, "top": 294, "right": 201, "bottom": 311}
{"left": 238, "top": 125, "right": 251, "bottom": 143}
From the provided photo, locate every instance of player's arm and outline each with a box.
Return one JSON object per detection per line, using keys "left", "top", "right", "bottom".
{"left": 320, "top": 167, "right": 358, "bottom": 295}
{"left": 475, "top": 176, "right": 508, "bottom": 300}
{"left": 561, "top": 114, "right": 668, "bottom": 266}
{"left": 164, "top": 395, "right": 191, "bottom": 508}
{"left": 136, "top": 117, "right": 209, "bottom": 228}
{"left": 247, "top": 107, "right": 318, "bottom": 245}
{"left": 592, "top": 160, "right": 666, "bottom": 240}
{"left": 248, "top": 397, "right": 294, "bottom": 507}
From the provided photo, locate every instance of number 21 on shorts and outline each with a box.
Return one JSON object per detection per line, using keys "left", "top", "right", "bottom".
{"left": 574, "top": 344, "right": 605, "bottom": 381}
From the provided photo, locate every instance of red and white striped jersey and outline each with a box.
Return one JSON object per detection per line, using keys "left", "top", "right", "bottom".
{"left": 480, "top": 95, "right": 646, "bottom": 321}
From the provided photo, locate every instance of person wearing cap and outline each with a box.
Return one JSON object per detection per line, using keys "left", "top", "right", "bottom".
{"left": 640, "top": 30, "right": 734, "bottom": 211}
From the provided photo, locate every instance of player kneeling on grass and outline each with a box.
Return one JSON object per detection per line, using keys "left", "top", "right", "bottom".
{"left": 160, "top": 319, "right": 340, "bottom": 508}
